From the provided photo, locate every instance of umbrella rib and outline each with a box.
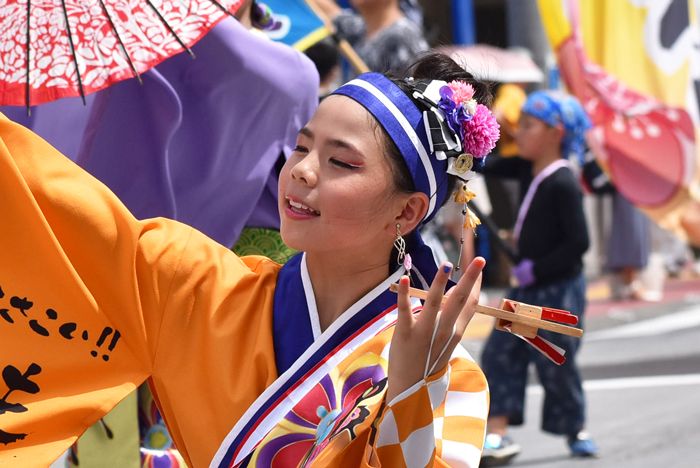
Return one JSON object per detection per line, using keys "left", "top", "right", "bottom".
{"left": 98, "top": 0, "right": 143, "bottom": 84}
{"left": 205, "top": 0, "right": 237, "bottom": 19}
{"left": 61, "top": 0, "right": 86, "bottom": 104}
{"left": 144, "top": 0, "right": 196, "bottom": 58}
{"left": 25, "top": 0, "right": 31, "bottom": 115}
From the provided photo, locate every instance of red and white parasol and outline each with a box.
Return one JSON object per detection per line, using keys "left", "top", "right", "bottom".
{"left": 0, "top": 0, "right": 244, "bottom": 111}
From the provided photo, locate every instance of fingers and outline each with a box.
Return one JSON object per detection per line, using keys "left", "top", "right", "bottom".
{"left": 418, "top": 262, "right": 453, "bottom": 326}
{"left": 456, "top": 271, "right": 482, "bottom": 331}
{"left": 424, "top": 259, "right": 486, "bottom": 376}
{"left": 395, "top": 275, "right": 413, "bottom": 333}
{"left": 441, "top": 257, "right": 485, "bottom": 329}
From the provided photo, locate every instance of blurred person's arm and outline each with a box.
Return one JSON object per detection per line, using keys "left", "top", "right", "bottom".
{"left": 482, "top": 153, "right": 530, "bottom": 179}
{"left": 311, "top": 0, "right": 365, "bottom": 44}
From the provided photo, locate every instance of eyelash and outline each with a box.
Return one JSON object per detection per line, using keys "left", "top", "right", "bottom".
{"left": 330, "top": 159, "right": 359, "bottom": 170}
{"left": 292, "top": 146, "right": 359, "bottom": 170}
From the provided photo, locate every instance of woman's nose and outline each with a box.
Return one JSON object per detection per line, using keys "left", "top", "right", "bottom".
{"left": 290, "top": 154, "right": 318, "bottom": 186}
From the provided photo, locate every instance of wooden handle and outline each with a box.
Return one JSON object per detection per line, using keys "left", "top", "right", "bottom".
{"left": 303, "top": 0, "right": 370, "bottom": 75}
{"left": 389, "top": 283, "right": 583, "bottom": 338}
{"left": 336, "top": 39, "right": 370, "bottom": 74}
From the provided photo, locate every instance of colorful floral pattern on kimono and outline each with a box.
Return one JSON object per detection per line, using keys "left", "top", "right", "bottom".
{"left": 249, "top": 354, "right": 388, "bottom": 468}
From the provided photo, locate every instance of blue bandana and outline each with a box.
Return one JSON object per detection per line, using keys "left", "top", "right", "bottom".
{"left": 331, "top": 73, "right": 449, "bottom": 224}
{"left": 521, "top": 90, "right": 592, "bottom": 163}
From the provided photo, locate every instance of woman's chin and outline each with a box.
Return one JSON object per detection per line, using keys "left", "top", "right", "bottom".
{"left": 279, "top": 229, "right": 306, "bottom": 253}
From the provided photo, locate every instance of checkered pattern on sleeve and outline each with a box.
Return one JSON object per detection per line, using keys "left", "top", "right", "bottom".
{"left": 369, "top": 356, "right": 489, "bottom": 468}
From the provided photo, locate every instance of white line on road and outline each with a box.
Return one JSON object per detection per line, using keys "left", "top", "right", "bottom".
{"left": 585, "top": 305, "right": 700, "bottom": 341}
{"left": 527, "top": 373, "right": 700, "bottom": 395}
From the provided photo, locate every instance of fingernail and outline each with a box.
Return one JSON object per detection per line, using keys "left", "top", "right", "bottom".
{"left": 443, "top": 263, "right": 452, "bottom": 274}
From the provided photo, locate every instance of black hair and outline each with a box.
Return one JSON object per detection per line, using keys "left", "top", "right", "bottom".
{"left": 304, "top": 39, "right": 340, "bottom": 84}
{"left": 379, "top": 52, "right": 494, "bottom": 210}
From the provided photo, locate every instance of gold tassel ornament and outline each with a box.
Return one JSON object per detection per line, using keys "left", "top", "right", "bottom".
{"left": 453, "top": 181, "right": 482, "bottom": 271}
{"left": 453, "top": 181, "right": 477, "bottom": 203}
{"left": 463, "top": 207, "right": 481, "bottom": 229}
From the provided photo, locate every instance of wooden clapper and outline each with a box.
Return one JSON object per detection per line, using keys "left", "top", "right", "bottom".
{"left": 390, "top": 284, "right": 582, "bottom": 365}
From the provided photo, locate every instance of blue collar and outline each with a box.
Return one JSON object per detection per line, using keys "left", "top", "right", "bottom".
{"left": 272, "top": 232, "right": 446, "bottom": 375}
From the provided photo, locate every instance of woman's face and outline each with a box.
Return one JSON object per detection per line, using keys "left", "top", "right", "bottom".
{"left": 515, "top": 112, "right": 560, "bottom": 160}
{"left": 278, "top": 95, "right": 401, "bottom": 255}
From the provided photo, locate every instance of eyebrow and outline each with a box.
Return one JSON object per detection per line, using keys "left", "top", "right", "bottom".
{"left": 298, "top": 127, "right": 366, "bottom": 160}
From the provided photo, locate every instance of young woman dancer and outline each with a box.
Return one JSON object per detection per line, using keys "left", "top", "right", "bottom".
{"left": 0, "top": 53, "right": 499, "bottom": 467}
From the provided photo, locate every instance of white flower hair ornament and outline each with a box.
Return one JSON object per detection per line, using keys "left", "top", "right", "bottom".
{"left": 410, "top": 79, "right": 501, "bottom": 229}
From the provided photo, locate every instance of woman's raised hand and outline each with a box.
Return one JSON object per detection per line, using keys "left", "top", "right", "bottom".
{"left": 386, "top": 257, "right": 485, "bottom": 402}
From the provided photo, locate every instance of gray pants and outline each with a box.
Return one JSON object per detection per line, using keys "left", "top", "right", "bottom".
{"left": 480, "top": 274, "right": 586, "bottom": 436}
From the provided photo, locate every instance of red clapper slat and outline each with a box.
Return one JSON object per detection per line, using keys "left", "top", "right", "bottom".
{"left": 505, "top": 300, "right": 578, "bottom": 325}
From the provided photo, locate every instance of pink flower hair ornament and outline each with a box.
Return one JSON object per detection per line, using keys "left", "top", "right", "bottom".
{"left": 411, "top": 79, "right": 500, "bottom": 180}
{"left": 410, "top": 78, "right": 501, "bottom": 231}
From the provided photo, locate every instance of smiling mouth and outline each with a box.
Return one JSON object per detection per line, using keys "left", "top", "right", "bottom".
{"left": 288, "top": 199, "right": 320, "bottom": 216}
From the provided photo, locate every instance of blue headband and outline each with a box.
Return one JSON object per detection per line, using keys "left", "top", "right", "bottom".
{"left": 521, "top": 90, "right": 592, "bottom": 163}
{"left": 331, "top": 73, "right": 449, "bottom": 223}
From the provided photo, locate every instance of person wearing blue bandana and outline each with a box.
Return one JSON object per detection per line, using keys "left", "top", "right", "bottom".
{"left": 480, "top": 90, "right": 598, "bottom": 466}
{"left": 0, "top": 53, "right": 500, "bottom": 467}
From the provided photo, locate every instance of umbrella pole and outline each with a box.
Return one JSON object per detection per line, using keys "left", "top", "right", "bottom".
{"left": 25, "top": 0, "right": 31, "bottom": 116}
{"left": 99, "top": 0, "right": 142, "bottom": 84}
{"left": 145, "top": 0, "right": 196, "bottom": 58}
{"left": 61, "top": 0, "right": 86, "bottom": 105}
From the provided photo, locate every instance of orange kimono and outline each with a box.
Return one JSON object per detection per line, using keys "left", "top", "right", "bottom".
{"left": 0, "top": 114, "right": 488, "bottom": 468}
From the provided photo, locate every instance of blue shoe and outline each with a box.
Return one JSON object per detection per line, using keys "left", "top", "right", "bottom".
{"left": 480, "top": 433, "right": 521, "bottom": 467}
{"left": 567, "top": 431, "right": 599, "bottom": 457}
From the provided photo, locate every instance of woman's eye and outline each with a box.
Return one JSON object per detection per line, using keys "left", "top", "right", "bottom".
{"left": 293, "top": 145, "right": 309, "bottom": 153}
{"left": 330, "top": 159, "right": 359, "bottom": 170}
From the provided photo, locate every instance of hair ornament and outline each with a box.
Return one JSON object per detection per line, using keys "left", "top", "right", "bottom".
{"left": 463, "top": 204, "right": 482, "bottom": 230}
{"left": 410, "top": 79, "right": 500, "bottom": 182}
{"left": 453, "top": 182, "right": 477, "bottom": 204}
{"left": 410, "top": 78, "right": 499, "bottom": 237}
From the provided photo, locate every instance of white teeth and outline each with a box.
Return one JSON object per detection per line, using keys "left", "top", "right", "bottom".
{"left": 289, "top": 200, "right": 319, "bottom": 214}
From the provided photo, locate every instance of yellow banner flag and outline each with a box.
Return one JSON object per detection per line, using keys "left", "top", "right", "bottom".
{"left": 538, "top": 0, "right": 700, "bottom": 245}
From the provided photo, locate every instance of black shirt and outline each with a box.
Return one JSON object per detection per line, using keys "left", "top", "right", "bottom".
{"left": 485, "top": 157, "right": 590, "bottom": 286}
{"left": 518, "top": 167, "right": 589, "bottom": 285}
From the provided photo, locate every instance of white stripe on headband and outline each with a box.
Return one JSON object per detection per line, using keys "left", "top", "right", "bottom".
{"left": 344, "top": 78, "right": 439, "bottom": 219}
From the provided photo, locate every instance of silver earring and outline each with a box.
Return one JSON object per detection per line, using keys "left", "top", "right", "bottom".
{"left": 394, "top": 224, "right": 412, "bottom": 276}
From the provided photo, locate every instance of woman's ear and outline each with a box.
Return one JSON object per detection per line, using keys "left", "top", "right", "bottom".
{"left": 390, "top": 192, "right": 429, "bottom": 235}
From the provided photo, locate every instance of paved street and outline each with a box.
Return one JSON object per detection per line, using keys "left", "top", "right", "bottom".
{"left": 466, "top": 275, "right": 700, "bottom": 468}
